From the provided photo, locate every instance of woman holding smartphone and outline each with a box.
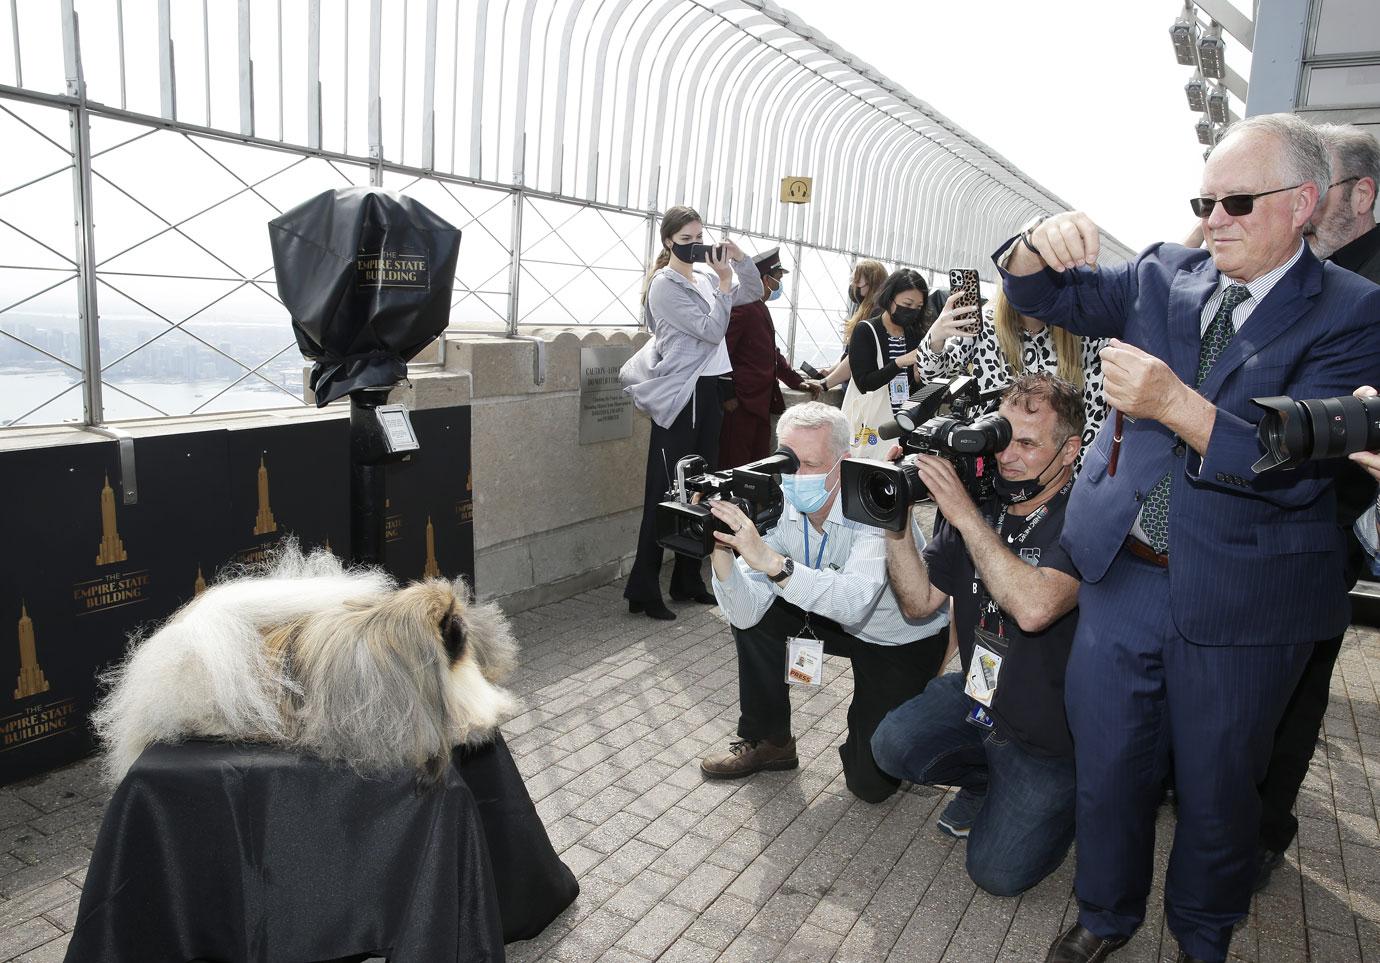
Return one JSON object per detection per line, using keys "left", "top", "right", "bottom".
{"left": 621, "top": 206, "right": 763, "bottom": 621}
{"left": 918, "top": 287, "right": 1107, "bottom": 469}
{"left": 819, "top": 259, "right": 889, "bottom": 390}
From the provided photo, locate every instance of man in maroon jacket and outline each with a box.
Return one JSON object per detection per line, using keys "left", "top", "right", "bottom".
{"left": 719, "top": 248, "right": 822, "bottom": 469}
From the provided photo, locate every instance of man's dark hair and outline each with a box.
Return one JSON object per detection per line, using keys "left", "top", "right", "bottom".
{"left": 873, "top": 268, "right": 933, "bottom": 326}
{"left": 1002, "top": 372, "right": 1085, "bottom": 446}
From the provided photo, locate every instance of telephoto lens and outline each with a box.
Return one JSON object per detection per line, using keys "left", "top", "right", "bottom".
{"left": 840, "top": 459, "right": 928, "bottom": 531}
{"left": 1252, "top": 394, "right": 1380, "bottom": 473}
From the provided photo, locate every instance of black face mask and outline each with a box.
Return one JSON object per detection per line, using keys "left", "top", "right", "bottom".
{"left": 993, "top": 442, "right": 1067, "bottom": 505}
{"left": 848, "top": 284, "right": 862, "bottom": 306}
{"left": 670, "top": 241, "right": 698, "bottom": 263}
{"left": 891, "top": 305, "right": 924, "bottom": 329}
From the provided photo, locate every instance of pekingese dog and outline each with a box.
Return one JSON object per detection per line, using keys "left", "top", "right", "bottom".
{"left": 91, "top": 541, "right": 519, "bottom": 787}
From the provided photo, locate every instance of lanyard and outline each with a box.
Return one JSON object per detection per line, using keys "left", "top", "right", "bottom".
{"left": 971, "top": 481, "right": 1072, "bottom": 632}
{"left": 802, "top": 517, "right": 829, "bottom": 570}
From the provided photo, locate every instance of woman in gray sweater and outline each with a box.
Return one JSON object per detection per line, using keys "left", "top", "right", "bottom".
{"left": 621, "top": 206, "right": 763, "bottom": 620}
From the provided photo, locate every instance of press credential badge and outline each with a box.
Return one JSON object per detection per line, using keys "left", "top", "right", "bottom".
{"left": 786, "top": 637, "right": 824, "bottom": 686}
{"left": 964, "top": 640, "right": 1003, "bottom": 707}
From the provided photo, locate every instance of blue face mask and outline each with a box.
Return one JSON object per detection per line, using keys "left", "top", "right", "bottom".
{"left": 782, "top": 456, "right": 843, "bottom": 513}
{"left": 767, "top": 285, "right": 783, "bottom": 301}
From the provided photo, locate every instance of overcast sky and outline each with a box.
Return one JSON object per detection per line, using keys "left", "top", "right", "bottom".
{"left": 777, "top": 0, "right": 1250, "bottom": 253}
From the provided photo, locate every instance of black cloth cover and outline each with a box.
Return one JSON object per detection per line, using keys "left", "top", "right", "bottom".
{"left": 268, "top": 188, "right": 462, "bottom": 407}
{"left": 64, "top": 734, "right": 577, "bottom": 963}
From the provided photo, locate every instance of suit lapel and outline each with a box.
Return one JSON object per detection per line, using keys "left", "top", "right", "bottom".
{"left": 1166, "top": 261, "right": 1219, "bottom": 385}
{"left": 1198, "top": 247, "right": 1323, "bottom": 398}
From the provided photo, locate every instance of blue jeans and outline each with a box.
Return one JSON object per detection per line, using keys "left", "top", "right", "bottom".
{"left": 872, "top": 672, "right": 1076, "bottom": 897}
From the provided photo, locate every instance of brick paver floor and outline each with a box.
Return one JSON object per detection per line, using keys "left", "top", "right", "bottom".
{"left": 3, "top": 580, "right": 1378, "bottom": 961}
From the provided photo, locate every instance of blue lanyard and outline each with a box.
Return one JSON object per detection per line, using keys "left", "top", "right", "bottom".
{"left": 802, "top": 518, "right": 829, "bottom": 569}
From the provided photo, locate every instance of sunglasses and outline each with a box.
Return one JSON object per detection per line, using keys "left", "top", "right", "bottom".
{"left": 1189, "top": 183, "right": 1303, "bottom": 218}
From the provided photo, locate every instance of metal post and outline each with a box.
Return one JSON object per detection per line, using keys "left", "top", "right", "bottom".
{"left": 506, "top": 189, "right": 524, "bottom": 336}
{"left": 62, "top": 1, "right": 104, "bottom": 426}
{"left": 368, "top": 0, "right": 383, "bottom": 183}
{"left": 785, "top": 239, "right": 803, "bottom": 365}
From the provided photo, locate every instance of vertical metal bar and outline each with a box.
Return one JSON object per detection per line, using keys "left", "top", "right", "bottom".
{"left": 507, "top": 190, "right": 524, "bottom": 336}
{"left": 158, "top": 0, "right": 175, "bottom": 118}
{"left": 202, "top": 0, "right": 211, "bottom": 125}
{"left": 399, "top": 0, "right": 408, "bottom": 162}
{"left": 450, "top": 0, "right": 461, "bottom": 172}
{"left": 368, "top": 0, "right": 383, "bottom": 175}
{"left": 116, "top": 0, "right": 127, "bottom": 108}
{"left": 470, "top": 0, "right": 489, "bottom": 178}
{"left": 238, "top": 0, "right": 253, "bottom": 135}
{"left": 512, "top": 0, "right": 540, "bottom": 185}
{"left": 10, "top": 0, "right": 21, "bottom": 88}
{"left": 422, "top": 0, "right": 437, "bottom": 170}
{"left": 343, "top": 0, "right": 350, "bottom": 152}
{"left": 277, "top": 0, "right": 285, "bottom": 141}
{"left": 307, "top": 0, "right": 321, "bottom": 149}
{"left": 62, "top": 0, "right": 104, "bottom": 425}
{"left": 786, "top": 240, "right": 803, "bottom": 365}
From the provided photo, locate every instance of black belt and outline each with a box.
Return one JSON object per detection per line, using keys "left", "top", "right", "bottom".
{"left": 1123, "top": 535, "right": 1168, "bottom": 568}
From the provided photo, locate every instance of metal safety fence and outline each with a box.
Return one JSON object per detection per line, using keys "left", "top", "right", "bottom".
{"left": 0, "top": 0, "right": 1131, "bottom": 428}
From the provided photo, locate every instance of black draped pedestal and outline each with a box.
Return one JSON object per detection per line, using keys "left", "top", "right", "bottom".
{"left": 65, "top": 733, "right": 577, "bottom": 962}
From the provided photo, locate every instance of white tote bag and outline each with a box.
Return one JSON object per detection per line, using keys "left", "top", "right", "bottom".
{"left": 839, "top": 320, "right": 897, "bottom": 459}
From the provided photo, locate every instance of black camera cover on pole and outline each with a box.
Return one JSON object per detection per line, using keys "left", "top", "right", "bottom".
{"left": 268, "top": 188, "right": 462, "bottom": 406}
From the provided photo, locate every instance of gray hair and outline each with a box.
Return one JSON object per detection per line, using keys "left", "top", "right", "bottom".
{"left": 776, "top": 401, "right": 851, "bottom": 457}
{"left": 1316, "top": 123, "right": 1380, "bottom": 214}
{"left": 1220, "top": 113, "right": 1332, "bottom": 201}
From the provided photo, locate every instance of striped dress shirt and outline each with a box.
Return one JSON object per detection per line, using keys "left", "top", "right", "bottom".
{"left": 712, "top": 497, "right": 949, "bottom": 646}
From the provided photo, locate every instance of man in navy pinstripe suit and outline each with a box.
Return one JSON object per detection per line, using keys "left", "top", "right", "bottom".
{"left": 992, "top": 114, "right": 1380, "bottom": 963}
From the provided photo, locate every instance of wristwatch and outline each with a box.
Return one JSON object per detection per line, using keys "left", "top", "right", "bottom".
{"left": 768, "top": 556, "right": 794, "bottom": 583}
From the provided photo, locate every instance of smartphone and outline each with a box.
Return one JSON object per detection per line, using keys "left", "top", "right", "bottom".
{"left": 948, "top": 269, "right": 982, "bottom": 333}
{"left": 689, "top": 243, "right": 725, "bottom": 263}
{"left": 800, "top": 361, "right": 823, "bottom": 380}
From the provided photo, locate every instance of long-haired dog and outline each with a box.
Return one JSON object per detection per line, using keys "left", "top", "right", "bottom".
{"left": 91, "top": 542, "right": 519, "bottom": 787}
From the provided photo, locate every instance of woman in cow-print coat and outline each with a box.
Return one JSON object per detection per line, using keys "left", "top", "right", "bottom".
{"left": 917, "top": 288, "right": 1108, "bottom": 473}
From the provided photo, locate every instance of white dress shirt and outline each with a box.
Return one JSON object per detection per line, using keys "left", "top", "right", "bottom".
{"left": 712, "top": 496, "right": 949, "bottom": 646}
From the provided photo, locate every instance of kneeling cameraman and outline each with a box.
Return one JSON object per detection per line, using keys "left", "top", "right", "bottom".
{"left": 702, "top": 402, "right": 949, "bottom": 803}
{"left": 872, "top": 373, "right": 1083, "bottom": 896}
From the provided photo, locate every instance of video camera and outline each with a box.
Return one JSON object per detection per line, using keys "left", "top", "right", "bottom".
{"left": 1252, "top": 394, "right": 1380, "bottom": 473}
{"left": 841, "top": 376, "right": 1011, "bottom": 531}
{"left": 655, "top": 448, "right": 801, "bottom": 558}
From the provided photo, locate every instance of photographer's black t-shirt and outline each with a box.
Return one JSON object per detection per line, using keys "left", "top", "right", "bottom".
{"left": 922, "top": 486, "right": 1080, "bottom": 758}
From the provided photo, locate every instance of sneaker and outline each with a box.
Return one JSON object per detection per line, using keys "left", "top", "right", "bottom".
{"left": 700, "top": 737, "right": 798, "bottom": 779}
{"left": 937, "top": 788, "right": 985, "bottom": 839}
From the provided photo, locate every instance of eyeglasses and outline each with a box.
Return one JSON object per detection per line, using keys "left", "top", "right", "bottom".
{"left": 1330, "top": 176, "right": 1360, "bottom": 189}
{"left": 1189, "top": 183, "right": 1303, "bottom": 218}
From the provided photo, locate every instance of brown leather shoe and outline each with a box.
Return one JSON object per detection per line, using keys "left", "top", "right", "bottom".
{"left": 700, "top": 737, "right": 798, "bottom": 779}
{"left": 1045, "top": 923, "right": 1129, "bottom": 963}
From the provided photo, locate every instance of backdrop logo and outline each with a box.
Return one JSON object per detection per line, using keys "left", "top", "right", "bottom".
{"left": 13, "top": 602, "right": 49, "bottom": 700}
{"left": 424, "top": 516, "right": 441, "bottom": 578}
{"left": 356, "top": 250, "right": 429, "bottom": 289}
{"left": 253, "top": 455, "right": 278, "bottom": 535}
{"left": 95, "top": 474, "right": 128, "bottom": 565}
{"left": 73, "top": 570, "right": 152, "bottom": 616}
{"left": 1, "top": 699, "right": 76, "bottom": 752}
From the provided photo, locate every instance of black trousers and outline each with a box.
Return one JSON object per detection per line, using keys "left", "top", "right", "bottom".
{"left": 1258, "top": 631, "right": 1345, "bottom": 852}
{"left": 734, "top": 599, "right": 948, "bottom": 803}
{"left": 624, "top": 377, "right": 723, "bottom": 604}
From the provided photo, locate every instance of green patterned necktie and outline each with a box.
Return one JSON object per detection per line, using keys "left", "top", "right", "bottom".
{"left": 1137, "top": 284, "right": 1252, "bottom": 555}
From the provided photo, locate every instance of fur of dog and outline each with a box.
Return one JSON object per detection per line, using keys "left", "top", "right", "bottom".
{"left": 91, "top": 542, "right": 519, "bottom": 787}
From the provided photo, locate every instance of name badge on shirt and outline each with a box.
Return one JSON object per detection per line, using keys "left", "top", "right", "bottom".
{"left": 889, "top": 372, "right": 909, "bottom": 407}
{"left": 786, "top": 637, "right": 824, "bottom": 686}
{"left": 964, "top": 637, "right": 1003, "bottom": 707}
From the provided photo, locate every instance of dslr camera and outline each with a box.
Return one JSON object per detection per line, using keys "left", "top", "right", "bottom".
{"left": 1252, "top": 394, "right": 1380, "bottom": 473}
{"left": 655, "top": 448, "right": 801, "bottom": 558}
{"left": 841, "top": 376, "right": 1011, "bottom": 531}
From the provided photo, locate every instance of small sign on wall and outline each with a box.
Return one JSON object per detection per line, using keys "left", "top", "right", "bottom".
{"left": 579, "top": 346, "right": 634, "bottom": 444}
{"left": 780, "top": 176, "right": 813, "bottom": 204}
